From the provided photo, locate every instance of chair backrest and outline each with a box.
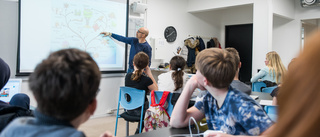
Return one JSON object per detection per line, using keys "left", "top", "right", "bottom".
{"left": 264, "top": 105, "right": 278, "bottom": 122}
{"left": 119, "top": 87, "right": 145, "bottom": 110}
{"left": 252, "top": 82, "right": 267, "bottom": 92}
{"left": 151, "top": 91, "right": 174, "bottom": 116}
{"left": 262, "top": 86, "right": 277, "bottom": 94}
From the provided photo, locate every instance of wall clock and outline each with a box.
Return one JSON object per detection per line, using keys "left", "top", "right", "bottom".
{"left": 164, "top": 26, "right": 177, "bottom": 42}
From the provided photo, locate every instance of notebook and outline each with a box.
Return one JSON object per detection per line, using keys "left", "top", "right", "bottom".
{"left": 0, "top": 79, "right": 22, "bottom": 103}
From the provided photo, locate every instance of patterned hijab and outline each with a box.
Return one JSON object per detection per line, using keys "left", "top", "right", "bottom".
{"left": 0, "top": 58, "right": 10, "bottom": 90}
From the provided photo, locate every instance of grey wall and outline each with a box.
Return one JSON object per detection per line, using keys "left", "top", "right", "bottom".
{"left": 0, "top": 1, "right": 19, "bottom": 77}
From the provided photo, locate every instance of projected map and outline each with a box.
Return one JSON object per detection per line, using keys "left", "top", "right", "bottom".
{"left": 50, "top": 0, "right": 126, "bottom": 67}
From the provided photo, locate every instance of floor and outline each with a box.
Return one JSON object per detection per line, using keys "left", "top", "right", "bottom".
{"left": 78, "top": 115, "right": 140, "bottom": 137}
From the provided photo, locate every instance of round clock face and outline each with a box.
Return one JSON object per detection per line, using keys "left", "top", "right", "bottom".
{"left": 164, "top": 26, "right": 177, "bottom": 42}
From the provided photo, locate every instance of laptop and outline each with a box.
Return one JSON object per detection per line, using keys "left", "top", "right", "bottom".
{"left": 0, "top": 79, "right": 22, "bottom": 103}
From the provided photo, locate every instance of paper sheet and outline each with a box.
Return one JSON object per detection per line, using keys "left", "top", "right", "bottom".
{"left": 260, "top": 100, "right": 273, "bottom": 106}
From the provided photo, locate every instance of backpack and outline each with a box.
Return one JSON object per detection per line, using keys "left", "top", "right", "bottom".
{"left": 144, "top": 91, "right": 170, "bottom": 132}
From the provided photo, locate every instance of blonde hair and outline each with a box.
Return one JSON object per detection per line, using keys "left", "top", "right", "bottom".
{"left": 269, "top": 31, "right": 320, "bottom": 137}
{"left": 266, "top": 51, "right": 287, "bottom": 84}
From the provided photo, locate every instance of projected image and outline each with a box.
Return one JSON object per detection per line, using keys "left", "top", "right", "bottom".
{"left": 0, "top": 88, "right": 10, "bottom": 97}
{"left": 0, "top": 80, "right": 21, "bottom": 103}
{"left": 19, "top": 0, "right": 128, "bottom": 73}
{"left": 50, "top": 0, "right": 125, "bottom": 66}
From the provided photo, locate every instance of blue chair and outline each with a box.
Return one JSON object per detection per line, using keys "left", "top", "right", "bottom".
{"left": 114, "top": 87, "right": 145, "bottom": 136}
{"left": 264, "top": 105, "right": 278, "bottom": 122}
{"left": 262, "top": 86, "right": 277, "bottom": 94}
{"left": 252, "top": 82, "right": 267, "bottom": 92}
{"left": 151, "top": 91, "right": 174, "bottom": 116}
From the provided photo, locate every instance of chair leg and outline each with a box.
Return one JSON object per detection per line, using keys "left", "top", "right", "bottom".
{"left": 126, "top": 121, "right": 129, "bottom": 136}
{"left": 114, "top": 116, "right": 119, "bottom": 136}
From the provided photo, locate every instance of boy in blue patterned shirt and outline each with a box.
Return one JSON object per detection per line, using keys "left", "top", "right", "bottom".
{"left": 170, "top": 48, "right": 274, "bottom": 136}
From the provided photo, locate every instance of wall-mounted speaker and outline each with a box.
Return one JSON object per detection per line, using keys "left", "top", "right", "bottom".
{"left": 301, "top": 0, "right": 320, "bottom": 7}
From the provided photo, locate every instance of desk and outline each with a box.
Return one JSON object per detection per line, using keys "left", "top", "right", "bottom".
{"left": 151, "top": 68, "right": 168, "bottom": 83}
{"left": 129, "top": 126, "right": 202, "bottom": 137}
{"left": 250, "top": 92, "right": 273, "bottom": 105}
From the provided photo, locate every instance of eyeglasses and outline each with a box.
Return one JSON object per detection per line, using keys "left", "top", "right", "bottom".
{"left": 137, "top": 30, "right": 144, "bottom": 34}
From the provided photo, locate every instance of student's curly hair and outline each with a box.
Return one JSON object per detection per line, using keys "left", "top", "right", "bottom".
{"left": 29, "top": 48, "right": 101, "bottom": 121}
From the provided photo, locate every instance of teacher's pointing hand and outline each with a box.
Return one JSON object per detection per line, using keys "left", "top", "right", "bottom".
{"left": 100, "top": 32, "right": 112, "bottom": 37}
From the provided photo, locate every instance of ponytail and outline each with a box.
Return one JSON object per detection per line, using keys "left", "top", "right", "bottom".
{"left": 131, "top": 68, "right": 143, "bottom": 81}
{"left": 172, "top": 69, "right": 184, "bottom": 91}
{"left": 131, "top": 52, "right": 149, "bottom": 81}
{"left": 170, "top": 56, "right": 186, "bottom": 91}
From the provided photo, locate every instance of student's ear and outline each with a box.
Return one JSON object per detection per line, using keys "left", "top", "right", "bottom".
{"left": 203, "top": 77, "right": 209, "bottom": 86}
{"left": 88, "top": 98, "right": 97, "bottom": 115}
{"left": 238, "top": 62, "right": 242, "bottom": 69}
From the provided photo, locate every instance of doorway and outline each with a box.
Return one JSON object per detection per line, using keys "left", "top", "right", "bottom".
{"left": 225, "top": 24, "right": 253, "bottom": 83}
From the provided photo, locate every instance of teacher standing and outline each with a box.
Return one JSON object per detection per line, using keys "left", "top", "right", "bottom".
{"left": 101, "top": 27, "right": 152, "bottom": 73}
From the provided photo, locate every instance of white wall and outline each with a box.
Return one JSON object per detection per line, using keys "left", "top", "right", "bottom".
{"left": 272, "top": 15, "right": 299, "bottom": 67}
{"left": 146, "top": 0, "right": 220, "bottom": 63}
{"left": 272, "top": 0, "right": 295, "bottom": 19}
{"left": 219, "top": 4, "right": 253, "bottom": 48}
{"left": 184, "top": 0, "right": 274, "bottom": 75}
{"left": 272, "top": 0, "right": 320, "bottom": 67}
{"left": 187, "top": 0, "right": 254, "bottom": 13}
{"left": 0, "top": 1, "right": 19, "bottom": 77}
{"left": 184, "top": 0, "right": 314, "bottom": 75}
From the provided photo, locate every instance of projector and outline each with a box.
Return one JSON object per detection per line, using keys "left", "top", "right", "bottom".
{"left": 301, "top": 0, "right": 320, "bottom": 7}
{"left": 131, "top": 2, "right": 147, "bottom": 14}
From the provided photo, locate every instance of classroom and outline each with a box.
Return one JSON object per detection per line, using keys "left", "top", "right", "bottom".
{"left": 0, "top": 0, "right": 320, "bottom": 137}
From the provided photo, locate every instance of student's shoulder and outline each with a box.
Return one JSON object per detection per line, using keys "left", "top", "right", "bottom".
{"left": 2, "top": 117, "right": 36, "bottom": 133}
{"left": 11, "top": 116, "right": 36, "bottom": 125}
{"left": 158, "top": 71, "right": 172, "bottom": 78}
{"left": 261, "top": 67, "right": 270, "bottom": 72}
{"left": 125, "top": 73, "right": 133, "bottom": 78}
{"left": 140, "top": 74, "right": 152, "bottom": 81}
{"left": 228, "top": 88, "right": 255, "bottom": 104}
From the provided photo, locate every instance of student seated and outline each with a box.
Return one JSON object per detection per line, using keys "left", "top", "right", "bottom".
{"left": 125, "top": 52, "right": 157, "bottom": 134}
{"left": 0, "top": 58, "right": 33, "bottom": 132}
{"left": 0, "top": 58, "right": 30, "bottom": 110}
{"left": 158, "top": 56, "right": 189, "bottom": 93}
{"left": 251, "top": 51, "right": 286, "bottom": 84}
{"left": 225, "top": 47, "right": 251, "bottom": 95}
{"left": 268, "top": 31, "right": 320, "bottom": 137}
{"left": 0, "top": 49, "right": 113, "bottom": 137}
{"left": 170, "top": 48, "right": 273, "bottom": 136}
{"left": 270, "top": 58, "right": 296, "bottom": 106}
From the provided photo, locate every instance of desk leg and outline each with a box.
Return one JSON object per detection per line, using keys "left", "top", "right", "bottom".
{"left": 126, "top": 121, "right": 129, "bottom": 136}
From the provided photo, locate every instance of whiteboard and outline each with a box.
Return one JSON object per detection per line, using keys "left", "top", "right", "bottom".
{"left": 17, "top": 0, "right": 128, "bottom": 75}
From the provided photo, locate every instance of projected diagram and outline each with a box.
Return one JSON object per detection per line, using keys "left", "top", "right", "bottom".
{"left": 51, "top": 1, "right": 125, "bottom": 65}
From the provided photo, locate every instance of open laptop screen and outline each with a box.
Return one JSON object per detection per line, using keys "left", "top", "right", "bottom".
{"left": 0, "top": 79, "right": 22, "bottom": 103}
